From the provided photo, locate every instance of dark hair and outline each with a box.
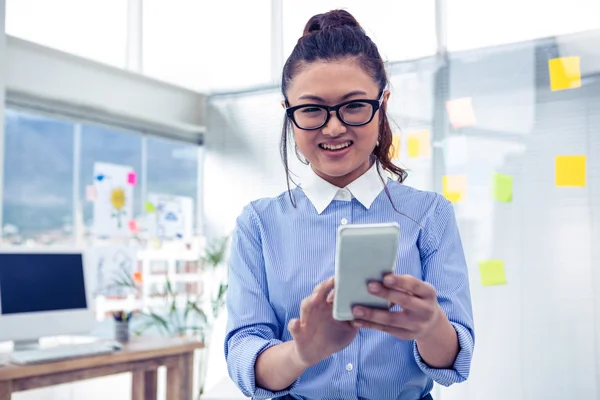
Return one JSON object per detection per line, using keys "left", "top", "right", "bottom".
{"left": 280, "top": 9, "right": 407, "bottom": 207}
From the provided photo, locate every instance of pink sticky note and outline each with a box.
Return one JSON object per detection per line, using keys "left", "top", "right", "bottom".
{"left": 86, "top": 185, "right": 97, "bottom": 202}
{"left": 127, "top": 172, "right": 137, "bottom": 185}
{"left": 446, "top": 97, "right": 477, "bottom": 129}
{"left": 128, "top": 220, "right": 139, "bottom": 234}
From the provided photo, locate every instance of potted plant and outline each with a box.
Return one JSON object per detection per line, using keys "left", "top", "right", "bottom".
{"left": 109, "top": 235, "right": 230, "bottom": 396}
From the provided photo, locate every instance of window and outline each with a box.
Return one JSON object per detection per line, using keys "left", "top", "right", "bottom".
{"left": 282, "top": 0, "right": 436, "bottom": 63}
{"left": 6, "top": 0, "right": 128, "bottom": 68}
{"left": 2, "top": 109, "right": 201, "bottom": 244}
{"left": 447, "top": 0, "right": 600, "bottom": 51}
{"left": 142, "top": 0, "right": 272, "bottom": 92}
{"left": 2, "top": 109, "right": 75, "bottom": 245}
{"left": 146, "top": 136, "right": 199, "bottom": 201}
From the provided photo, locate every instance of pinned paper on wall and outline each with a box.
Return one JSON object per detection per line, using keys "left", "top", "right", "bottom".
{"left": 442, "top": 175, "right": 467, "bottom": 203}
{"left": 93, "top": 162, "right": 135, "bottom": 238}
{"left": 444, "top": 136, "right": 468, "bottom": 167}
{"left": 128, "top": 220, "right": 139, "bottom": 234}
{"left": 478, "top": 260, "right": 507, "bottom": 287}
{"left": 445, "top": 97, "right": 477, "bottom": 129}
{"left": 145, "top": 201, "right": 157, "bottom": 213}
{"left": 86, "top": 185, "right": 97, "bottom": 202}
{"left": 147, "top": 193, "right": 194, "bottom": 241}
{"left": 493, "top": 173, "right": 513, "bottom": 203}
{"left": 407, "top": 130, "right": 431, "bottom": 158}
{"left": 556, "top": 155, "right": 586, "bottom": 187}
{"left": 133, "top": 271, "right": 143, "bottom": 285}
{"left": 127, "top": 172, "right": 137, "bottom": 186}
{"left": 389, "top": 134, "right": 401, "bottom": 159}
{"left": 548, "top": 57, "right": 582, "bottom": 92}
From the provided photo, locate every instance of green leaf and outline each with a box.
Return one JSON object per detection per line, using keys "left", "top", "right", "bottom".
{"left": 204, "top": 236, "right": 230, "bottom": 268}
{"left": 189, "top": 302, "right": 208, "bottom": 325}
{"left": 146, "top": 311, "right": 171, "bottom": 335}
{"left": 165, "top": 279, "right": 175, "bottom": 298}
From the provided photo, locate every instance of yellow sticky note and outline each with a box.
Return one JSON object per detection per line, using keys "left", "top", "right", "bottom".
{"left": 479, "top": 260, "right": 507, "bottom": 286}
{"left": 549, "top": 57, "right": 581, "bottom": 91}
{"left": 389, "top": 134, "right": 401, "bottom": 159}
{"left": 556, "top": 155, "right": 586, "bottom": 187}
{"left": 407, "top": 130, "right": 431, "bottom": 158}
{"left": 493, "top": 173, "right": 513, "bottom": 203}
{"left": 442, "top": 175, "right": 466, "bottom": 203}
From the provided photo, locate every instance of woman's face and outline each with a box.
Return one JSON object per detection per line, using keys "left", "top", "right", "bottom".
{"left": 285, "top": 59, "right": 389, "bottom": 188}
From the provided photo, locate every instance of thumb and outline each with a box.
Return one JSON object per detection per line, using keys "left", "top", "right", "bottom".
{"left": 288, "top": 318, "right": 300, "bottom": 336}
{"left": 326, "top": 289, "right": 335, "bottom": 304}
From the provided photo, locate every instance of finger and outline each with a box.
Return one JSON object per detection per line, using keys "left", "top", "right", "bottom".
{"left": 382, "top": 275, "right": 435, "bottom": 299}
{"left": 288, "top": 318, "right": 300, "bottom": 335}
{"left": 366, "top": 282, "right": 424, "bottom": 310}
{"left": 312, "top": 276, "right": 335, "bottom": 302}
{"left": 326, "top": 289, "right": 334, "bottom": 304}
{"left": 350, "top": 319, "right": 415, "bottom": 340}
{"left": 299, "top": 295, "right": 315, "bottom": 323}
{"left": 352, "top": 305, "right": 413, "bottom": 329}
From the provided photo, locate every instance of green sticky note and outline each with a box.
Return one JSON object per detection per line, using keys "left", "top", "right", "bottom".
{"left": 493, "top": 173, "right": 513, "bottom": 202}
{"left": 478, "top": 260, "right": 507, "bottom": 287}
{"left": 145, "top": 201, "right": 156, "bottom": 213}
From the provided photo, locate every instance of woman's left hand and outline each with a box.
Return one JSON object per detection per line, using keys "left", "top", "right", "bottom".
{"left": 349, "top": 274, "right": 446, "bottom": 341}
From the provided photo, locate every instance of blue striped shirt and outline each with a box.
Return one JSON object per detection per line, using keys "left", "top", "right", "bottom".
{"left": 225, "top": 164, "right": 475, "bottom": 400}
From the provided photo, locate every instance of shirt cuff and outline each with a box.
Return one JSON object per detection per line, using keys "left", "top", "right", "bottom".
{"left": 412, "top": 322, "right": 474, "bottom": 386}
{"left": 235, "top": 337, "right": 301, "bottom": 399}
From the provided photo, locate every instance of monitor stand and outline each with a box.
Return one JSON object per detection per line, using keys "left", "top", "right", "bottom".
{"left": 13, "top": 339, "right": 41, "bottom": 351}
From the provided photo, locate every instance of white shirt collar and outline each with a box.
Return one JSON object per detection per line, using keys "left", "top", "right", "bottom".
{"left": 301, "top": 163, "right": 387, "bottom": 214}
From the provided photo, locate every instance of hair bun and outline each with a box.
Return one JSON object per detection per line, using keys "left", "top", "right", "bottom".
{"left": 302, "top": 9, "right": 362, "bottom": 36}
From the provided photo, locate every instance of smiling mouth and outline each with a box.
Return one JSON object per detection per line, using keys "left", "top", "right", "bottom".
{"left": 319, "top": 141, "right": 353, "bottom": 151}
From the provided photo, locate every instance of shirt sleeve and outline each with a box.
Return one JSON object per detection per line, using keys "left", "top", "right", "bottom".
{"left": 224, "top": 204, "right": 299, "bottom": 399}
{"left": 412, "top": 198, "right": 475, "bottom": 386}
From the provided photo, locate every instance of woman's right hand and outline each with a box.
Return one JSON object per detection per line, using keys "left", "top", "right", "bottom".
{"left": 288, "top": 277, "right": 359, "bottom": 368}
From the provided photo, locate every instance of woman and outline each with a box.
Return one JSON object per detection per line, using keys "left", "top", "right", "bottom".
{"left": 225, "top": 9, "right": 474, "bottom": 400}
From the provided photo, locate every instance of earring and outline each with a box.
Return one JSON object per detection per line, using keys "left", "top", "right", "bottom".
{"left": 376, "top": 140, "right": 380, "bottom": 147}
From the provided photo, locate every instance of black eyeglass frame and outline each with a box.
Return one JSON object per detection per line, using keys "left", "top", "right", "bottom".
{"left": 285, "top": 91, "right": 384, "bottom": 131}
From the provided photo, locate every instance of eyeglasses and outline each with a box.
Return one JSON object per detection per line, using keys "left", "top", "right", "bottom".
{"left": 285, "top": 92, "right": 384, "bottom": 130}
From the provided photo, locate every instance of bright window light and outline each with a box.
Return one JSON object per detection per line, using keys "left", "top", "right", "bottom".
{"left": 282, "top": 0, "right": 437, "bottom": 63}
{"left": 143, "top": 0, "right": 272, "bottom": 92}
{"left": 6, "top": 0, "right": 128, "bottom": 68}
{"left": 448, "top": 0, "right": 600, "bottom": 51}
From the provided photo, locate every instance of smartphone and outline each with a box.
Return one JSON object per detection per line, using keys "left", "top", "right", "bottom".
{"left": 333, "top": 222, "right": 400, "bottom": 321}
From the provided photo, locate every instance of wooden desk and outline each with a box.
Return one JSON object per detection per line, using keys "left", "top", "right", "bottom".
{"left": 0, "top": 337, "right": 204, "bottom": 400}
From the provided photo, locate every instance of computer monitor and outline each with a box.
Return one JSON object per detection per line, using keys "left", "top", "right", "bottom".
{"left": 0, "top": 248, "right": 95, "bottom": 350}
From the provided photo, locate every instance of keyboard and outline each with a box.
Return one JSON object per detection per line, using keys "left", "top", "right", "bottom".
{"left": 9, "top": 341, "right": 122, "bottom": 365}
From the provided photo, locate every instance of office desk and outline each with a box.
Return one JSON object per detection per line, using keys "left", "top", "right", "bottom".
{"left": 0, "top": 336, "right": 204, "bottom": 400}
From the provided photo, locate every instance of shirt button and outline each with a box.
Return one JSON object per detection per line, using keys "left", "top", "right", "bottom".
{"left": 341, "top": 218, "right": 348, "bottom": 225}
{"left": 339, "top": 189, "right": 349, "bottom": 199}
{"left": 346, "top": 363, "right": 353, "bottom": 372}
